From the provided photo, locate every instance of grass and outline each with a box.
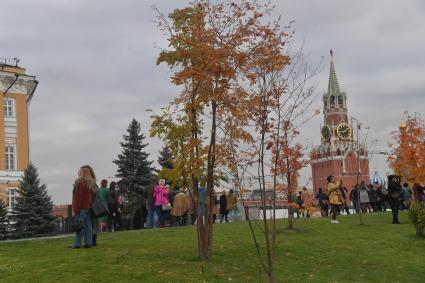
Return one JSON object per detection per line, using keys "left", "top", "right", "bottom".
{"left": 0, "top": 212, "right": 424, "bottom": 283}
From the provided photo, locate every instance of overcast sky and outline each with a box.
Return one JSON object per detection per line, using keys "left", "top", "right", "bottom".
{"left": 1, "top": 0, "right": 424, "bottom": 204}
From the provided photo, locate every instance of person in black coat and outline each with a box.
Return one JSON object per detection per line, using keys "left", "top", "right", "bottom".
{"left": 387, "top": 175, "right": 402, "bottom": 224}
{"left": 219, "top": 191, "right": 228, "bottom": 223}
{"left": 349, "top": 185, "right": 360, "bottom": 213}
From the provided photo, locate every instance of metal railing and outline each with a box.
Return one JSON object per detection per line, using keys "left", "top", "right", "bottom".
{"left": 0, "top": 57, "right": 20, "bottom": 67}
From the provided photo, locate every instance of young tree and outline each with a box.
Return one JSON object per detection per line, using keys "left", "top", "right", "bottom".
{"left": 114, "top": 119, "right": 155, "bottom": 229}
{"left": 0, "top": 200, "right": 9, "bottom": 240}
{"left": 155, "top": 0, "right": 287, "bottom": 262}
{"left": 223, "top": 41, "right": 318, "bottom": 283}
{"left": 11, "top": 163, "right": 56, "bottom": 239}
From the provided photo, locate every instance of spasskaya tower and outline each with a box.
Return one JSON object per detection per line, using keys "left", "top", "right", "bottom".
{"left": 310, "top": 50, "right": 370, "bottom": 193}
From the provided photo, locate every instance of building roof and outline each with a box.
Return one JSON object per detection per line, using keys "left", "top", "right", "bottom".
{"left": 370, "top": 170, "right": 386, "bottom": 187}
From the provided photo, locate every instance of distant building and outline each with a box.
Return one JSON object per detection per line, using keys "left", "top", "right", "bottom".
{"left": 310, "top": 50, "right": 370, "bottom": 194}
{"left": 0, "top": 58, "right": 38, "bottom": 210}
{"left": 52, "top": 204, "right": 72, "bottom": 219}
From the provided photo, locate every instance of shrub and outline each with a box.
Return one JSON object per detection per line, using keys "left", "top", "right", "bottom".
{"left": 408, "top": 201, "right": 425, "bottom": 237}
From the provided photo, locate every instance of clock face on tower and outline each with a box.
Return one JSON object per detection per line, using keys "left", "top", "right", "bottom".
{"left": 321, "top": 125, "right": 331, "bottom": 141}
{"left": 336, "top": 122, "right": 352, "bottom": 140}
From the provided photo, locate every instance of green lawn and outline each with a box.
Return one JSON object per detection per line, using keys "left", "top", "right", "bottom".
{"left": 0, "top": 212, "right": 423, "bottom": 283}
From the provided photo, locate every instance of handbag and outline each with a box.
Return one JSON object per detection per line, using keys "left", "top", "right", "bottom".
{"left": 162, "top": 203, "right": 172, "bottom": 211}
{"left": 71, "top": 216, "right": 84, "bottom": 232}
{"left": 91, "top": 197, "right": 109, "bottom": 217}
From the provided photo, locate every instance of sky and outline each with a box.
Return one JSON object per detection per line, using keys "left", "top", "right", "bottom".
{"left": 1, "top": 0, "right": 424, "bottom": 204}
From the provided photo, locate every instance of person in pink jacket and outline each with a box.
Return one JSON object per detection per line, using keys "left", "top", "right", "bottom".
{"left": 153, "top": 179, "right": 169, "bottom": 227}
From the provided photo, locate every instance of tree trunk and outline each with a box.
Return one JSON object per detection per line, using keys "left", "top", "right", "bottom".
{"left": 198, "top": 100, "right": 218, "bottom": 259}
{"left": 288, "top": 208, "right": 294, "bottom": 230}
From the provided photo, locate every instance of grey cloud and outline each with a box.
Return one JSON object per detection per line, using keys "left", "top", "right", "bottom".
{"left": 1, "top": 0, "right": 423, "bottom": 202}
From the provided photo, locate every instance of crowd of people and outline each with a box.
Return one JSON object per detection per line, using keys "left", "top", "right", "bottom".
{"left": 70, "top": 165, "right": 240, "bottom": 249}
{"left": 294, "top": 175, "right": 425, "bottom": 225}
{"left": 71, "top": 163, "right": 425, "bottom": 248}
{"left": 147, "top": 180, "right": 239, "bottom": 229}
{"left": 71, "top": 165, "right": 123, "bottom": 248}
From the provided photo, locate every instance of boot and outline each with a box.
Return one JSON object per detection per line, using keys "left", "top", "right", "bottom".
{"left": 392, "top": 213, "right": 400, "bottom": 224}
{"left": 92, "top": 234, "right": 97, "bottom": 246}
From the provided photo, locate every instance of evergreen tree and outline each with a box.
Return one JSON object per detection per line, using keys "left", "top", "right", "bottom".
{"left": 158, "top": 146, "right": 173, "bottom": 170}
{"left": 0, "top": 200, "right": 9, "bottom": 240}
{"left": 113, "top": 119, "right": 154, "bottom": 229}
{"left": 11, "top": 163, "right": 56, "bottom": 239}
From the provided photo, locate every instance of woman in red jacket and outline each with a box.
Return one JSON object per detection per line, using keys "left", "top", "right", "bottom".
{"left": 71, "top": 166, "right": 95, "bottom": 248}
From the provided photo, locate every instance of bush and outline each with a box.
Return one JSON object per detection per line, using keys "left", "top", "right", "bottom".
{"left": 408, "top": 201, "right": 425, "bottom": 237}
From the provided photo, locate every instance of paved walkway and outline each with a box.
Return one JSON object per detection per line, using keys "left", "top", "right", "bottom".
{"left": 0, "top": 233, "right": 73, "bottom": 244}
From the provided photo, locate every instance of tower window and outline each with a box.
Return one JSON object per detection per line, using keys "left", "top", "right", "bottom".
{"left": 330, "top": 96, "right": 335, "bottom": 107}
{"left": 338, "top": 96, "right": 344, "bottom": 107}
{"left": 4, "top": 97, "right": 16, "bottom": 118}
{"left": 5, "top": 145, "right": 16, "bottom": 171}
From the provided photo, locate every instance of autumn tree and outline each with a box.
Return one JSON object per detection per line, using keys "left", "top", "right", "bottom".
{"left": 388, "top": 112, "right": 425, "bottom": 185}
{"left": 150, "top": 107, "right": 195, "bottom": 191}
{"left": 154, "top": 0, "right": 289, "bottom": 265}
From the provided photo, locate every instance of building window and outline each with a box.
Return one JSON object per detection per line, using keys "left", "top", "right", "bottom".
{"left": 4, "top": 97, "right": 16, "bottom": 118}
{"left": 330, "top": 96, "right": 335, "bottom": 107}
{"left": 7, "top": 188, "right": 17, "bottom": 210}
{"left": 5, "top": 145, "right": 17, "bottom": 170}
{"left": 338, "top": 96, "right": 344, "bottom": 107}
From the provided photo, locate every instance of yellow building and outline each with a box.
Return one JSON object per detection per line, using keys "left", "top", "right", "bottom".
{"left": 0, "top": 58, "right": 38, "bottom": 211}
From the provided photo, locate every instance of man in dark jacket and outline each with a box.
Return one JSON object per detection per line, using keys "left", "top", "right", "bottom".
{"left": 375, "top": 182, "right": 387, "bottom": 212}
{"left": 368, "top": 184, "right": 378, "bottom": 212}
{"left": 349, "top": 185, "right": 360, "bottom": 213}
{"left": 106, "top": 181, "right": 123, "bottom": 231}
{"left": 339, "top": 187, "right": 350, "bottom": 215}
{"left": 387, "top": 175, "right": 402, "bottom": 224}
{"left": 316, "top": 188, "right": 329, "bottom": 216}
{"left": 219, "top": 191, "right": 228, "bottom": 223}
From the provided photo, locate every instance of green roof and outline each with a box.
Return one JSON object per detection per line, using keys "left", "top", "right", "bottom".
{"left": 324, "top": 50, "right": 346, "bottom": 97}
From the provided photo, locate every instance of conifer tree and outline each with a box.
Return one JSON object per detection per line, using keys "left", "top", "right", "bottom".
{"left": 0, "top": 200, "right": 9, "bottom": 240}
{"left": 11, "top": 163, "right": 56, "bottom": 239}
{"left": 158, "top": 146, "right": 173, "bottom": 170}
{"left": 114, "top": 119, "right": 154, "bottom": 229}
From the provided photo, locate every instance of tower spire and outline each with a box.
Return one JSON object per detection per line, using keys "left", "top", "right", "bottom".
{"left": 327, "top": 49, "right": 340, "bottom": 95}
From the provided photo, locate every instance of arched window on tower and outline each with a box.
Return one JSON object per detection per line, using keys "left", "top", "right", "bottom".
{"left": 330, "top": 96, "right": 335, "bottom": 107}
{"left": 338, "top": 95, "right": 344, "bottom": 108}
{"left": 336, "top": 148, "right": 341, "bottom": 156}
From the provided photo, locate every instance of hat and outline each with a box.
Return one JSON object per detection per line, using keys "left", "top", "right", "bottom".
{"left": 327, "top": 175, "right": 333, "bottom": 183}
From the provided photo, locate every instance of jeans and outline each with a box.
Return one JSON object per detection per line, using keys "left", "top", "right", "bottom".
{"left": 146, "top": 206, "right": 157, "bottom": 228}
{"left": 74, "top": 209, "right": 92, "bottom": 247}
{"left": 155, "top": 205, "right": 165, "bottom": 226}
{"left": 228, "top": 209, "right": 239, "bottom": 221}
{"left": 220, "top": 210, "right": 228, "bottom": 222}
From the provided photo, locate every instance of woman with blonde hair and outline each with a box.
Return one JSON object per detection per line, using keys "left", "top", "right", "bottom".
{"left": 71, "top": 166, "right": 95, "bottom": 248}
{"left": 80, "top": 165, "right": 101, "bottom": 246}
